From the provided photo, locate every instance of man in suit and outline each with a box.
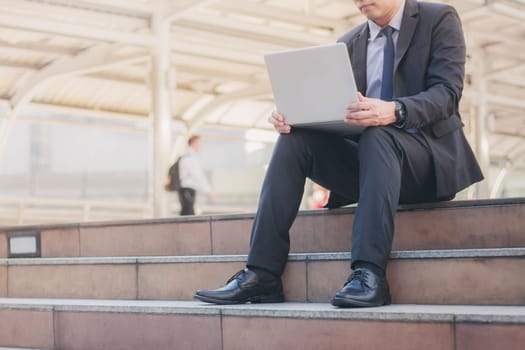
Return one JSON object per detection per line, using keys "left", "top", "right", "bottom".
{"left": 195, "top": 0, "right": 483, "bottom": 307}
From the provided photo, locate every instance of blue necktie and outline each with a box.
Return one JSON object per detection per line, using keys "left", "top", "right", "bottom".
{"left": 380, "top": 26, "right": 394, "bottom": 100}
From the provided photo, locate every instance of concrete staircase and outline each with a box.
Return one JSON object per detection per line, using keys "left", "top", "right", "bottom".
{"left": 0, "top": 198, "right": 524, "bottom": 349}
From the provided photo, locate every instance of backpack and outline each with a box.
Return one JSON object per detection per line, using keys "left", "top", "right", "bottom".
{"left": 165, "top": 157, "right": 182, "bottom": 191}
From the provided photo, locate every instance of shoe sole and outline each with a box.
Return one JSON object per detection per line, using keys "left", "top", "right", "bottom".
{"left": 330, "top": 296, "right": 391, "bottom": 308}
{"left": 194, "top": 293, "right": 284, "bottom": 305}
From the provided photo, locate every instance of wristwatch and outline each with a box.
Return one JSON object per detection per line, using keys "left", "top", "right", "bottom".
{"left": 394, "top": 100, "right": 407, "bottom": 127}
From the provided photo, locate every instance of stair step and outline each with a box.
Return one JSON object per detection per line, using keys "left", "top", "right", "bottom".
{"left": 0, "top": 348, "right": 47, "bottom": 350}
{"left": 0, "top": 298, "right": 523, "bottom": 350}
{"left": 2, "top": 248, "right": 524, "bottom": 305}
{"left": 1, "top": 198, "right": 524, "bottom": 259}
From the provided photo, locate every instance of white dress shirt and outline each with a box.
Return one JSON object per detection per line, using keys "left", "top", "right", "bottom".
{"left": 365, "top": 0, "right": 405, "bottom": 99}
{"left": 178, "top": 149, "right": 212, "bottom": 193}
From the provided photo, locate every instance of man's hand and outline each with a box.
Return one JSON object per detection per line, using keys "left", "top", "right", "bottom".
{"left": 268, "top": 111, "right": 292, "bottom": 134}
{"left": 345, "top": 92, "right": 396, "bottom": 127}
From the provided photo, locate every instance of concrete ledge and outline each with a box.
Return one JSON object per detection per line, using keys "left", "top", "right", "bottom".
{"left": 0, "top": 299, "right": 524, "bottom": 350}
{"left": 0, "top": 299, "right": 524, "bottom": 324}
{"left": 1, "top": 197, "right": 524, "bottom": 232}
{"left": 2, "top": 249, "right": 524, "bottom": 305}
{"left": 2, "top": 248, "right": 524, "bottom": 266}
{"left": 2, "top": 257, "right": 137, "bottom": 266}
{"left": 0, "top": 348, "right": 47, "bottom": 350}
{"left": 2, "top": 197, "right": 524, "bottom": 259}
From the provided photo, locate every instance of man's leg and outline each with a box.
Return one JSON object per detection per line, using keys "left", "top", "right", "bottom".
{"left": 247, "top": 129, "right": 360, "bottom": 277}
{"left": 179, "top": 188, "right": 196, "bottom": 216}
{"left": 332, "top": 127, "right": 436, "bottom": 307}
{"left": 195, "top": 129, "right": 361, "bottom": 304}
{"left": 352, "top": 127, "right": 436, "bottom": 270}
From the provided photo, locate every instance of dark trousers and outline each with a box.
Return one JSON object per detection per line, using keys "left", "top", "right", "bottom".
{"left": 247, "top": 127, "right": 439, "bottom": 276}
{"left": 179, "top": 188, "right": 196, "bottom": 216}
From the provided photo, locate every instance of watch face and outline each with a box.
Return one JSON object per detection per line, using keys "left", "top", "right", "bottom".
{"left": 395, "top": 101, "right": 406, "bottom": 124}
{"left": 395, "top": 102, "right": 402, "bottom": 117}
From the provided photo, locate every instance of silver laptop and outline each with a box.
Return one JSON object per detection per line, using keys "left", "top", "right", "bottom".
{"left": 264, "top": 42, "right": 363, "bottom": 135}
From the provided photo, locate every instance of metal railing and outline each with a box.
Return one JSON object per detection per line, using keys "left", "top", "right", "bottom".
{"left": 0, "top": 195, "right": 254, "bottom": 226}
{"left": 0, "top": 195, "right": 153, "bottom": 225}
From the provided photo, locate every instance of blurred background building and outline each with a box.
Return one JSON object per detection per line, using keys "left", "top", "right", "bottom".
{"left": 0, "top": 0, "right": 523, "bottom": 225}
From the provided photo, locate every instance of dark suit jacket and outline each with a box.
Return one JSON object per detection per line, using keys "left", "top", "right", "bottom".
{"left": 337, "top": 0, "right": 483, "bottom": 201}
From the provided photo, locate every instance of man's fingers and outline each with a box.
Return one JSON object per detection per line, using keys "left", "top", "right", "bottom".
{"left": 269, "top": 111, "right": 286, "bottom": 124}
{"left": 268, "top": 111, "right": 291, "bottom": 133}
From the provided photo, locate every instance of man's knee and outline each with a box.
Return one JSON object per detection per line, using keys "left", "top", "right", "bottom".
{"left": 358, "top": 127, "right": 400, "bottom": 160}
{"left": 274, "top": 129, "right": 326, "bottom": 154}
{"left": 359, "top": 127, "right": 393, "bottom": 145}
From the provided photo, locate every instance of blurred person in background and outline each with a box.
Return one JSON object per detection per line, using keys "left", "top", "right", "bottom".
{"left": 178, "top": 135, "right": 216, "bottom": 215}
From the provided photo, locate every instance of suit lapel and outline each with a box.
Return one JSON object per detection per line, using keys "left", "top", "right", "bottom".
{"left": 351, "top": 25, "right": 369, "bottom": 94}
{"left": 395, "top": 0, "right": 419, "bottom": 72}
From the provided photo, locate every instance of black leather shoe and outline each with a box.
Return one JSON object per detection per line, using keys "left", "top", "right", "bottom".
{"left": 331, "top": 268, "right": 391, "bottom": 307}
{"left": 194, "top": 268, "right": 284, "bottom": 305}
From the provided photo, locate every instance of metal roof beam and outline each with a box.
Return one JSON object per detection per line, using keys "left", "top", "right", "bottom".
{"left": 9, "top": 44, "right": 148, "bottom": 111}
{"left": 174, "top": 63, "right": 257, "bottom": 83}
{"left": 165, "top": 0, "right": 219, "bottom": 23}
{"left": 169, "top": 83, "right": 272, "bottom": 156}
{"left": 489, "top": 74, "right": 525, "bottom": 88}
{"left": 0, "top": 61, "right": 40, "bottom": 71}
{"left": 172, "top": 27, "right": 289, "bottom": 52}
{"left": 466, "top": 32, "right": 525, "bottom": 53}
{"left": 175, "top": 14, "right": 333, "bottom": 47}
{"left": 489, "top": 0, "right": 525, "bottom": 21}
{"left": 0, "top": 41, "right": 77, "bottom": 57}
{"left": 0, "top": 13, "right": 154, "bottom": 47}
{"left": 210, "top": 1, "right": 341, "bottom": 30}
{"left": 463, "top": 90, "right": 525, "bottom": 109}
{"left": 187, "top": 83, "right": 271, "bottom": 135}
{"left": 461, "top": 6, "right": 490, "bottom": 21}
{"left": 61, "top": 0, "right": 154, "bottom": 17}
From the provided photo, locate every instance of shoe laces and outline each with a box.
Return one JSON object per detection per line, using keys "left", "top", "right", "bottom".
{"left": 227, "top": 269, "right": 247, "bottom": 284}
{"left": 346, "top": 269, "right": 370, "bottom": 287}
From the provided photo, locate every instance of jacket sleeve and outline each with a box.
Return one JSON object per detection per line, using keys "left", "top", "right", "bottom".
{"left": 397, "top": 6, "right": 466, "bottom": 130}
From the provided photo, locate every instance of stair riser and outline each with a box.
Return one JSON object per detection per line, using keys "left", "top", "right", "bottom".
{"left": 311, "top": 258, "right": 525, "bottom": 304}
{"left": 2, "top": 204, "right": 524, "bottom": 258}
{"left": 1, "top": 308, "right": 524, "bottom": 350}
{"left": 0, "top": 309, "right": 53, "bottom": 349}
{"left": 0, "top": 266, "right": 5, "bottom": 297}
{"left": 2, "top": 257, "right": 524, "bottom": 305}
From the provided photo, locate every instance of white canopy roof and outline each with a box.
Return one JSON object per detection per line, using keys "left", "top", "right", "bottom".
{"left": 0, "top": 0, "right": 524, "bottom": 170}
